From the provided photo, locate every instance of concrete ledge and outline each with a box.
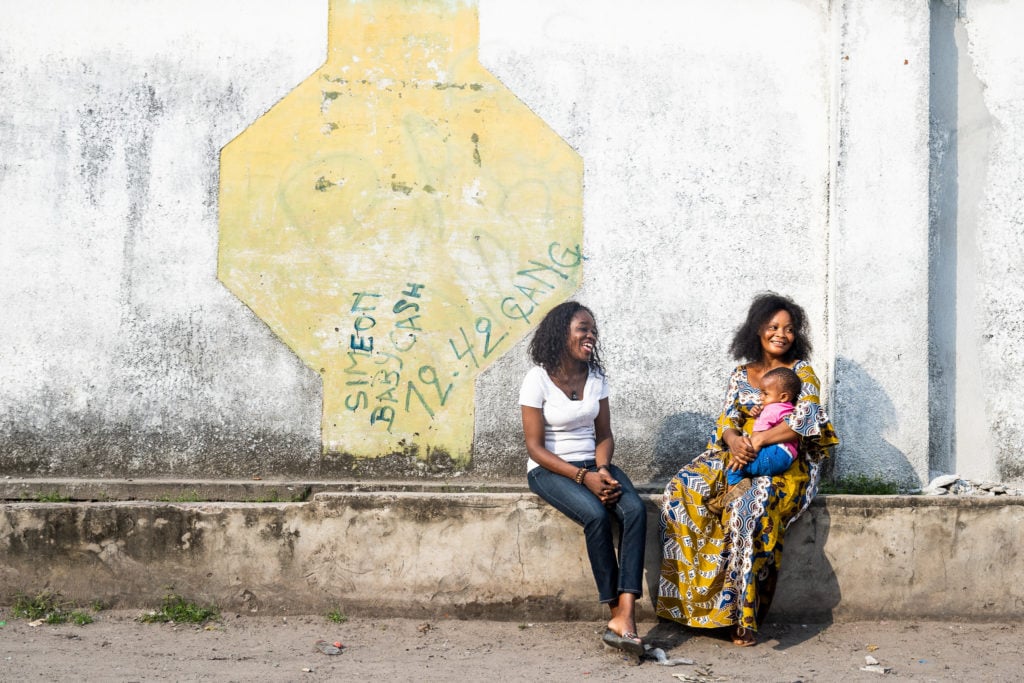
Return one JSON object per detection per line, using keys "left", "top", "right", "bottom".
{"left": 0, "top": 478, "right": 547, "bottom": 502}
{"left": 2, "top": 489, "right": 1022, "bottom": 621}
{"left": 776, "top": 494, "right": 1024, "bottom": 621}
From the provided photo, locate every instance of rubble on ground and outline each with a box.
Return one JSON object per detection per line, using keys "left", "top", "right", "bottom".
{"left": 921, "top": 474, "right": 1024, "bottom": 497}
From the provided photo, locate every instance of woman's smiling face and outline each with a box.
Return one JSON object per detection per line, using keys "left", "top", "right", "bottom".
{"left": 760, "top": 309, "right": 795, "bottom": 361}
{"left": 566, "top": 310, "right": 597, "bottom": 363}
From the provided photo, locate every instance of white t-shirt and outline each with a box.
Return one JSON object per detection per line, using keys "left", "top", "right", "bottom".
{"left": 519, "top": 365, "right": 610, "bottom": 472}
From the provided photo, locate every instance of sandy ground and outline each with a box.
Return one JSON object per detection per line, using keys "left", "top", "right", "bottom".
{"left": 0, "top": 610, "right": 1020, "bottom": 682}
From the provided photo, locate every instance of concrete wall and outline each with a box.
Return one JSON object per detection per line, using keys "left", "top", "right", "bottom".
{"left": 3, "top": 491, "right": 1022, "bottom": 621}
{"left": 2, "top": 0, "right": 1024, "bottom": 486}
{"left": 949, "top": 3, "right": 1024, "bottom": 483}
{"left": 831, "top": 1, "right": 931, "bottom": 485}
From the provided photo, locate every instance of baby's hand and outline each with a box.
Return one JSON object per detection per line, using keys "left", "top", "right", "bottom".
{"left": 749, "top": 404, "right": 763, "bottom": 417}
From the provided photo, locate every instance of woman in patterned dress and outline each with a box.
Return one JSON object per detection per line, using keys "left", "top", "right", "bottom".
{"left": 656, "top": 292, "right": 839, "bottom": 646}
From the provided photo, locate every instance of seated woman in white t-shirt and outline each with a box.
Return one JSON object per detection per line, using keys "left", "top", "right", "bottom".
{"left": 520, "top": 301, "right": 647, "bottom": 657}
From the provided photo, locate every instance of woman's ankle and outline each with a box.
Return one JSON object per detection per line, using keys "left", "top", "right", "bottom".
{"left": 607, "top": 594, "right": 639, "bottom": 637}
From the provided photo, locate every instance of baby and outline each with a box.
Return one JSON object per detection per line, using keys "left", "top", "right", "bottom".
{"left": 708, "top": 366, "right": 802, "bottom": 515}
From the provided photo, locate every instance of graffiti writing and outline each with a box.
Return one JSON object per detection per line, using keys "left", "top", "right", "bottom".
{"left": 448, "top": 316, "right": 509, "bottom": 369}
{"left": 337, "top": 241, "right": 581, "bottom": 438}
{"left": 342, "top": 282, "right": 460, "bottom": 433}
{"left": 499, "top": 242, "right": 583, "bottom": 323}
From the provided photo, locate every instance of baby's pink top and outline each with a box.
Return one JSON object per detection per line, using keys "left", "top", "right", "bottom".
{"left": 753, "top": 402, "right": 798, "bottom": 459}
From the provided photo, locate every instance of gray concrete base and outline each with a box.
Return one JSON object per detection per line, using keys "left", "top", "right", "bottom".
{"left": 2, "top": 485, "right": 1022, "bottom": 621}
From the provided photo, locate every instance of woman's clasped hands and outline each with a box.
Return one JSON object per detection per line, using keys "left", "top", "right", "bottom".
{"left": 723, "top": 430, "right": 758, "bottom": 471}
{"left": 585, "top": 468, "right": 622, "bottom": 507}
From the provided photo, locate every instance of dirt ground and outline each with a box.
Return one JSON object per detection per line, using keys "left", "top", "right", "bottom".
{"left": 1, "top": 610, "right": 1020, "bottom": 682}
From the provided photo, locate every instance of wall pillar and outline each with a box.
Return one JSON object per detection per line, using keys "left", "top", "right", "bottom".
{"left": 831, "top": 0, "right": 932, "bottom": 485}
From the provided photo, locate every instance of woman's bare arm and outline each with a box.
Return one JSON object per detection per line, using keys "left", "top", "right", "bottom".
{"left": 593, "top": 397, "right": 614, "bottom": 467}
{"left": 749, "top": 421, "right": 799, "bottom": 452}
{"left": 593, "top": 398, "right": 621, "bottom": 505}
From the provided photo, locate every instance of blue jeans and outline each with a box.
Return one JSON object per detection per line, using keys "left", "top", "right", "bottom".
{"left": 726, "top": 444, "right": 795, "bottom": 486}
{"left": 528, "top": 460, "right": 647, "bottom": 603}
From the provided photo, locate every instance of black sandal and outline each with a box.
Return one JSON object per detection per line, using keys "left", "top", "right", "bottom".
{"left": 602, "top": 628, "right": 644, "bottom": 657}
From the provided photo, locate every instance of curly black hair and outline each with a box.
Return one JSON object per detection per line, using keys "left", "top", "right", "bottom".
{"left": 528, "top": 301, "right": 604, "bottom": 375}
{"left": 729, "top": 292, "right": 811, "bottom": 363}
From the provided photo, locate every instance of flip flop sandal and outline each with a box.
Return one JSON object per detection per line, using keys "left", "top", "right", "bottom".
{"left": 732, "top": 626, "right": 757, "bottom": 647}
{"left": 602, "top": 628, "right": 644, "bottom": 657}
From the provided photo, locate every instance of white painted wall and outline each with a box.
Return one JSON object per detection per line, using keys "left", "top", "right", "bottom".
{"left": 476, "top": 0, "right": 833, "bottom": 479}
{"left": 830, "top": 0, "right": 931, "bottom": 485}
{"left": 1, "top": 0, "right": 1021, "bottom": 485}
{"left": 0, "top": 1, "right": 327, "bottom": 475}
{"left": 956, "top": 1, "right": 1024, "bottom": 483}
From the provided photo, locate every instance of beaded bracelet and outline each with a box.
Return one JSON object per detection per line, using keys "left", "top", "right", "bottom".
{"left": 574, "top": 467, "right": 587, "bottom": 485}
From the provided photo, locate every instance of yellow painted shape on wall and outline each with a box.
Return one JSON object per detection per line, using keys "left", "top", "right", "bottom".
{"left": 218, "top": 0, "right": 583, "bottom": 463}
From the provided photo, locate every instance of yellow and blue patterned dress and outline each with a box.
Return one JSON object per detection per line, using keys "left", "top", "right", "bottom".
{"left": 656, "top": 360, "right": 838, "bottom": 632}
